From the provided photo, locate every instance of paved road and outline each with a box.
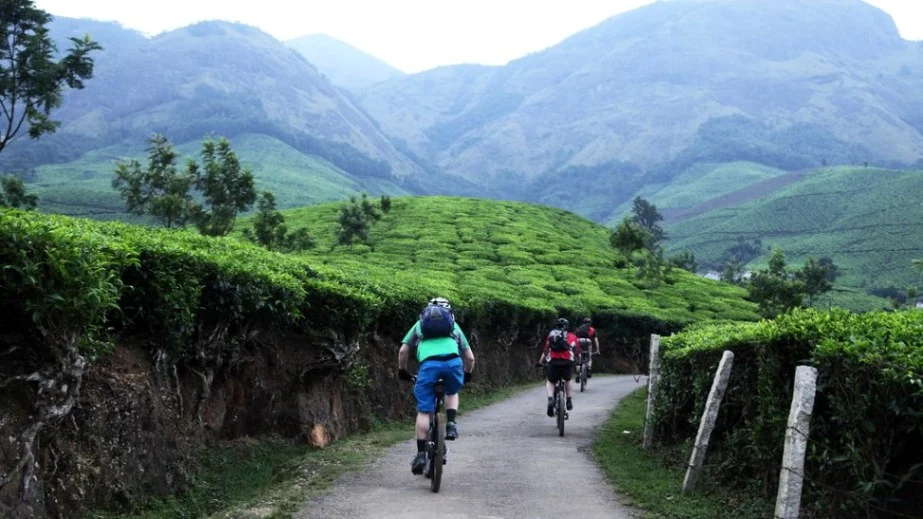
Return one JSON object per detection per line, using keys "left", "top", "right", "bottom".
{"left": 297, "top": 375, "right": 643, "bottom": 519}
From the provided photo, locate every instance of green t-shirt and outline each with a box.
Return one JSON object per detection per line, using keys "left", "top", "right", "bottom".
{"left": 402, "top": 321, "right": 471, "bottom": 362}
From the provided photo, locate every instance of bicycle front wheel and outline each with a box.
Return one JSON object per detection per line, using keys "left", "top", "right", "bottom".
{"left": 431, "top": 414, "right": 445, "bottom": 493}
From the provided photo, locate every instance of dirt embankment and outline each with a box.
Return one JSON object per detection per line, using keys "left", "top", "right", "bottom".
{"left": 0, "top": 317, "right": 649, "bottom": 518}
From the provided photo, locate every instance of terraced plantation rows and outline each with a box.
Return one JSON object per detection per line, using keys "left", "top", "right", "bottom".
{"left": 253, "top": 196, "right": 758, "bottom": 324}
{"left": 665, "top": 167, "right": 923, "bottom": 291}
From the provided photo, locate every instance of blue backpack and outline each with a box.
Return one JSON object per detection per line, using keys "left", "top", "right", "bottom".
{"left": 420, "top": 305, "right": 455, "bottom": 338}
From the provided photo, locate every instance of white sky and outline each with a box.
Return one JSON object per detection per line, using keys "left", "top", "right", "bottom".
{"left": 34, "top": 0, "right": 923, "bottom": 74}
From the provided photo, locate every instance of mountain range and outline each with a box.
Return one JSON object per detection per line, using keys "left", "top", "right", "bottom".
{"left": 360, "top": 0, "right": 923, "bottom": 220}
{"left": 4, "top": 0, "right": 923, "bottom": 301}
{"left": 2, "top": 18, "right": 428, "bottom": 198}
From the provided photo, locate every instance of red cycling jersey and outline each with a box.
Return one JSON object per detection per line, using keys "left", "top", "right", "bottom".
{"left": 542, "top": 331, "right": 582, "bottom": 362}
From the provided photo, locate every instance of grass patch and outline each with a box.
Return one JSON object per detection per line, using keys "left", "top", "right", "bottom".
{"left": 593, "top": 388, "right": 772, "bottom": 519}
{"left": 95, "top": 382, "right": 540, "bottom": 519}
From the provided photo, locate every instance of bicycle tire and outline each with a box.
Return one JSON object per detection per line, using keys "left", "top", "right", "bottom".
{"left": 557, "top": 385, "right": 565, "bottom": 436}
{"left": 580, "top": 364, "right": 587, "bottom": 392}
{"left": 431, "top": 413, "right": 445, "bottom": 493}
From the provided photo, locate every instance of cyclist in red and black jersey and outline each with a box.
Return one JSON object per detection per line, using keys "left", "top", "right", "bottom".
{"left": 575, "top": 317, "right": 600, "bottom": 379}
{"left": 537, "top": 318, "right": 582, "bottom": 416}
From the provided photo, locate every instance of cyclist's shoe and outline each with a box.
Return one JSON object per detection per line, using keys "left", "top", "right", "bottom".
{"left": 446, "top": 421, "right": 459, "bottom": 441}
{"left": 411, "top": 452, "right": 427, "bottom": 475}
{"left": 547, "top": 398, "right": 554, "bottom": 417}
{"left": 575, "top": 372, "right": 581, "bottom": 383}
{"left": 587, "top": 368, "right": 593, "bottom": 379}
{"left": 566, "top": 398, "right": 574, "bottom": 411}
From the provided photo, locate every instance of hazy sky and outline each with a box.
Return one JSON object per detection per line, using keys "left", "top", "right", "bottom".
{"left": 34, "top": 0, "right": 923, "bottom": 74}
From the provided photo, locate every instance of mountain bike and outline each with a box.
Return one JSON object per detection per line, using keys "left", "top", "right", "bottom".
{"left": 538, "top": 363, "right": 569, "bottom": 436}
{"left": 412, "top": 375, "right": 446, "bottom": 493}
{"left": 553, "top": 375, "right": 567, "bottom": 436}
{"left": 578, "top": 353, "right": 589, "bottom": 393}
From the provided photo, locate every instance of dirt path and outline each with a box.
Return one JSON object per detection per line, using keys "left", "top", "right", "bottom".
{"left": 297, "top": 375, "right": 643, "bottom": 519}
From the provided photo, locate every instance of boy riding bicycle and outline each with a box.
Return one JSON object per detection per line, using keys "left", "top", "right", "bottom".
{"left": 398, "top": 297, "right": 475, "bottom": 475}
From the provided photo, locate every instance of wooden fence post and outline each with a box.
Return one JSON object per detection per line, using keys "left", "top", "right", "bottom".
{"left": 683, "top": 350, "right": 735, "bottom": 492}
{"left": 642, "top": 334, "right": 661, "bottom": 450}
{"left": 774, "top": 366, "right": 818, "bottom": 519}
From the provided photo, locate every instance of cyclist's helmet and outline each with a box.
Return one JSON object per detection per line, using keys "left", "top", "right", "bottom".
{"left": 429, "top": 297, "right": 452, "bottom": 309}
{"left": 555, "top": 318, "right": 569, "bottom": 329}
{"left": 583, "top": 317, "right": 592, "bottom": 324}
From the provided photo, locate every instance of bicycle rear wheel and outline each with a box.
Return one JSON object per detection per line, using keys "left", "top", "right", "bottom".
{"left": 556, "top": 387, "right": 565, "bottom": 436}
{"left": 580, "top": 363, "right": 588, "bottom": 392}
{"left": 431, "top": 413, "right": 445, "bottom": 492}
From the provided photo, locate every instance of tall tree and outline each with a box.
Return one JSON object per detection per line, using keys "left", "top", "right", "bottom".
{"left": 748, "top": 248, "right": 805, "bottom": 318}
{"left": 336, "top": 194, "right": 373, "bottom": 246}
{"left": 0, "top": 0, "right": 102, "bottom": 154}
{"left": 192, "top": 137, "right": 257, "bottom": 237}
{"left": 631, "top": 196, "right": 665, "bottom": 246}
{"left": 0, "top": 174, "right": 36, "bottom": 208}
{"left": 112, "top": 134, "right": 198, "bottom": 228}
{"left": 797, "top": 256, "right": 834, "bottom": 305}
{"left": 243, "top": 190, "right": 314, "bottom": 252}
{"left": 720, "top": 257, "right": 744, "bottom": 284}
{"left": 818, "top": 256, "right": 839, "bottom": 282}
{"left": 610, "top": 217, "right": 650, "bottom": 261}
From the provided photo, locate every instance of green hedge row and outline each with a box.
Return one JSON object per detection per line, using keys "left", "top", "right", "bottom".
{"left": 0, "top": 208, "right": 725, "bottom": 364}
{"left": 653, "top": 308, "right": 923, "bottom": 517}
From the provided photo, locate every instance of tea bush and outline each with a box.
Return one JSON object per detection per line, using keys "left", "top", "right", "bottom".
{"left": 654, "top": 308, "right": 923, "bottom": 517}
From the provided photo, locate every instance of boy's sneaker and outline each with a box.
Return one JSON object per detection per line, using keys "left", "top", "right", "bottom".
{"left": 411, "top": 451, "right": 427, "bottom": 475}
{"left": 446, "top": 421, "right": 459, "bottom": 441}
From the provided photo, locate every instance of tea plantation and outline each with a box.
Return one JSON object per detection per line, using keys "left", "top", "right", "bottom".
{"left": 251, "top": 196, "right": 758, "bottom": 324}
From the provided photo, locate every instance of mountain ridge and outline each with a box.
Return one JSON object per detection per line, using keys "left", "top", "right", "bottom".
{"left": 287, "top": 33, "right": 405, "bottom": 91}
{"left": 2, "top": 17, "right": 427, "bottom": 185}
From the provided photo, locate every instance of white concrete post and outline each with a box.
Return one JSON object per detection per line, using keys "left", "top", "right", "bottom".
{"left": 642, "top": 334, "right": 661, "bottom": 450}
{"left": 683, "top": 350, "right": 735, "bottom": 492}
{"left": 774, "top": 366, "right": 818, "bottom": 519}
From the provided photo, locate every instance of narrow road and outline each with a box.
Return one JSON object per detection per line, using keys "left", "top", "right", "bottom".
{"left": 297, "top": 375, "right": 643, "bottom": 519}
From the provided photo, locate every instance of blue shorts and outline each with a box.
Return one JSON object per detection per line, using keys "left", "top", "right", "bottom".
{"left": 414, "top": 357, "right": 464, "bottom": 413}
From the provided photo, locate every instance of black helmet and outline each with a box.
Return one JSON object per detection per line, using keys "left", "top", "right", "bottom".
{"left": 555, "top": 318, "right": 569, "bottom": 329}
{"left": 582, "top": 317, "right": 592, "bottom": 324}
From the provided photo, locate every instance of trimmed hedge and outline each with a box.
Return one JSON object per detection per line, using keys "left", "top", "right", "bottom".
{"left": 654, "top": 308, "right": 923, "bottom": 517}
{"left": 1, "top": 204, "right": 755, "bottom": 365}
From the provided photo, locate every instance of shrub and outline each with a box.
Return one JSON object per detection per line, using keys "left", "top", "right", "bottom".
{"left": 654, "top": 308, "right": 923, "bottom": 518}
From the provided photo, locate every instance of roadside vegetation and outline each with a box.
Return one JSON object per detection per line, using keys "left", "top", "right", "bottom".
{"left": 650, "top": 308, "right": 923, "bottom": 518}
{"left": 595, "top": 389, "right": 772, "bottom": 519}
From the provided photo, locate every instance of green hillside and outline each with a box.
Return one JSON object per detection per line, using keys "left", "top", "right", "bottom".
{"left": 666, "top": 166, "right": 923, "bottom": 293}
{"left": 30, "top": 134, "right": 410, "bottom": 218}
{"left": 605, "top": 162, "right": 789, "bottom": 225}
{"left": 239, "top": 196, "right": 758, "bottom": 323}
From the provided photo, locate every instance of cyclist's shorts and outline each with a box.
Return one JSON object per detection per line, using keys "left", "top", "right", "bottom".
{"left": 546, "top": 359, "right": 574, "bottom": 383}
{"left": 414, "top": 356, "right": 464, "bottom": 413}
